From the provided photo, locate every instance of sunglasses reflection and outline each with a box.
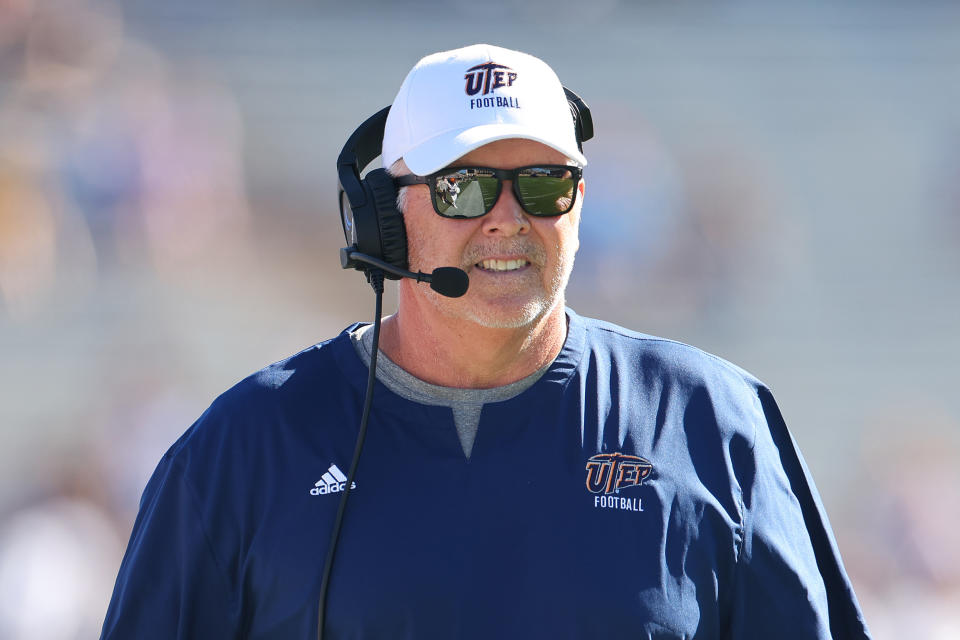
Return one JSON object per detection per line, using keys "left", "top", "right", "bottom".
{"left": 434, "top": 176, "right": 461, "bottom": 211}
{"left": 516, "top": 171, "right": 574, "bottom": 214}
{"left": 430, "top": 167, "right": 578, "bottom": 217}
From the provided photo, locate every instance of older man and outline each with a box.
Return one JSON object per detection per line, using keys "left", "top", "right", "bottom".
{"left": 101, "top": 44, "right": 871, "bottom": 640}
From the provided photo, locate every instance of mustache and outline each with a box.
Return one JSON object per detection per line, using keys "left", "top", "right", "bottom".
{"left": 461, "top": 240, "right": 547, "bottom": 269}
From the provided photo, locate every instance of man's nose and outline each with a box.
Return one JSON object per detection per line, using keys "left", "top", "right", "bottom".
{"left": 480, "top": 181, "right": 530, "bottom": 236}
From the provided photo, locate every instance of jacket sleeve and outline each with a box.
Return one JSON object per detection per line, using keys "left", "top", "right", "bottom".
{"left": 726, "top": 387, "right": 872, "bottom": 639}
{"left": 100, "top": 449, "right": 241, "bottom": 639}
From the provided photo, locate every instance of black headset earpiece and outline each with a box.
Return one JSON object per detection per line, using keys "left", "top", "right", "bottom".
{"left": 336, "top": 87, "right": 593, "bottom": 279}
{"left": 337, "top": 107, "right": 409, "bottom": 279}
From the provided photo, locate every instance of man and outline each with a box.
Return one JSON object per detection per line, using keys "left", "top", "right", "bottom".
{"left": 445, "top": 176, "right": 460, "bottom": 208}
{"left": 101, "top": 44, "right": 871, "bottom": 639}
{"left": 434, "top": 175, "right": 461, "bottom": 210}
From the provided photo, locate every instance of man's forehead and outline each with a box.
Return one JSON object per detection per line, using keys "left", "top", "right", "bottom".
{"left": 453, "top": 138, "right": 571, "bottom": 168}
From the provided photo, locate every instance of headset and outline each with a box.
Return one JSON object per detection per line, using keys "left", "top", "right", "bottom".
{"left": 336, "top": 86, "right": 594, "bottom": 282}
{"left": 319, "top": 87, "right": 594, "bottom": 640}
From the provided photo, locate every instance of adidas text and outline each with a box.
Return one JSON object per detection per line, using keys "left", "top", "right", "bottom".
{"left": 310, "top": 464, "right": 357, "bottom": 496}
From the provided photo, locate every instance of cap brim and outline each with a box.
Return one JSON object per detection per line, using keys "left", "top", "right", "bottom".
{"left": 401, "top": 123, "right": 588, "bottom": 175}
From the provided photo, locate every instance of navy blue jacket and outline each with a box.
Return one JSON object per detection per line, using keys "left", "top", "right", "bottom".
{"left": 101, "top": 310, "right": 871, "bottom": 639}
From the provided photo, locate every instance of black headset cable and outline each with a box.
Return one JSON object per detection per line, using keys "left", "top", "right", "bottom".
{"left": 317, "top": 268, "right": 384, "bottom": 640}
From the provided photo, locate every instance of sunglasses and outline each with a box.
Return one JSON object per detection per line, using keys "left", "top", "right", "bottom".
{"left": 394, "top": 165, "right": 583, "bottom": 219}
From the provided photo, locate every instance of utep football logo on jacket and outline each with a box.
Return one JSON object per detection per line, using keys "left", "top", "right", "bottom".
{"left": 585, "top": 452, "right": 653, "bottom": 513}
{"left": 465, "top": 62, "right": 520, "bottom": 110}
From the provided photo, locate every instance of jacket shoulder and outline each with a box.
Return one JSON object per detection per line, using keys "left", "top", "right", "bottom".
{"left": 578, "top": 315, "right": 765, "bottom": 392}
{"left": 166, "top": 329, "right": 356, "bottom": 461}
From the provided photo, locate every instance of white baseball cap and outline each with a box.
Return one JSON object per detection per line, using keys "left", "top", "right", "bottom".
{"left": 382, "top": 44, "right": 588, "bottom": 176}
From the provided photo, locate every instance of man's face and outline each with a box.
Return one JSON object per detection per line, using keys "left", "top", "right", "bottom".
{"left": 402, "top": 138, "right": 584, "bottom": 329}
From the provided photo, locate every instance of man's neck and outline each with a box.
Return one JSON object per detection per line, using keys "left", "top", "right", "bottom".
{"left": 377, "top": 298, "right": 568, "bottom": 389}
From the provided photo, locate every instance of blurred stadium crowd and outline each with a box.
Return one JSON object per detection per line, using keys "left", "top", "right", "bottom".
{"left": 1, "top": 0, "right": 959, "bottom": 637}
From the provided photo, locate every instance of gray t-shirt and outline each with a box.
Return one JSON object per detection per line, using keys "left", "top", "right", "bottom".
{"left": 350, "top": 324, "right": 550, "bottom": 458}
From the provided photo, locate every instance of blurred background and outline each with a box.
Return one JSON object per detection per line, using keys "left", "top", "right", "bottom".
{"left": 1, "top": 0, "right": 959, "bottom": 637}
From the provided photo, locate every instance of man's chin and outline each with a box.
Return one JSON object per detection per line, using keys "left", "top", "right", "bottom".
{"left": 455, "top": 295, "right": 561, "bottom": 330}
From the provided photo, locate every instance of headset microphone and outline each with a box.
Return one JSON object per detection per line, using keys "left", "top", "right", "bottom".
{"left": 340, "top": 247, "right": 469, "bottom": 298}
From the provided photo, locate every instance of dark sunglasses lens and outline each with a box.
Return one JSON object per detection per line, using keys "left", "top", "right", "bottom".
{"left": 431, "top": 169, "right": 498, "bottom": 218}
{"left": 516, "top": 167, "right": 577, "bottom": 216}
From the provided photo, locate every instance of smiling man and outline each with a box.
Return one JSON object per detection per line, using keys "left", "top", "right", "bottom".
{"left": 101, "top": 45, "right": 871, "bottom": 639}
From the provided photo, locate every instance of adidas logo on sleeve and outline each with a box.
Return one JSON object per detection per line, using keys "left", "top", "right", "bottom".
{"left": 309, "top": 464, "right": 357, "bottom": 496}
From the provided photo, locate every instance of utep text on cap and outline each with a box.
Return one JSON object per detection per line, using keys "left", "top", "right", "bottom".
{"left": 382, "top": 43, "right": 588, "bottom": 176}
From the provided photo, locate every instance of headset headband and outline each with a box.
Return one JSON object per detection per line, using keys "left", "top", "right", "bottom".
{"left": 337, "top": 106, "right": 391, "bottom": 212}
